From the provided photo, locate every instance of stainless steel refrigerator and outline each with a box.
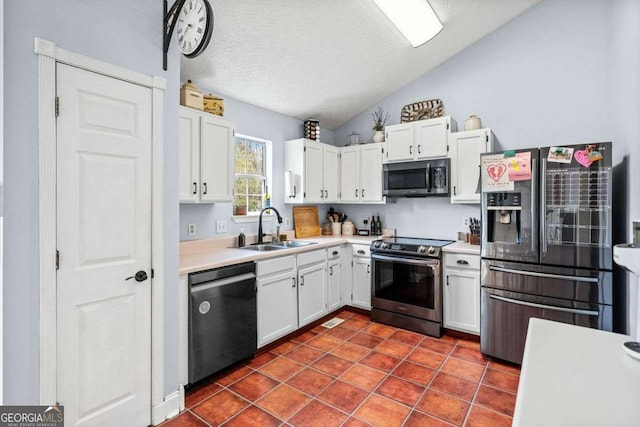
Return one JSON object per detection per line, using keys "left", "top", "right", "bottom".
{"left": 480, "top": 142, "right": 615, "bottom": 364}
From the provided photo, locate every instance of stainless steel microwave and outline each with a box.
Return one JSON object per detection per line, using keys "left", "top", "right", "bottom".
{"left": 383, "top": 159, "right": 450, "bottom": 197}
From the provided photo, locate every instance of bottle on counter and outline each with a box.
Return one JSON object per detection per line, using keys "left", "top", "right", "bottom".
{"left": 238, "top": 228, "right": 246, "bottom": 247}
{"left": 370, "top": 213, "right": 376, "bottom": 236}
{"left": 265, "top": 193, "right": 271, "bottom": 214}
{"left": 376, "top": 214, "right": 382, "bottom": 236}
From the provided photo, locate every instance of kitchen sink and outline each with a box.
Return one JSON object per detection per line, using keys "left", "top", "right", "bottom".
{"left": 270, "top": 240, "right": 316, "bottom": 248}
{"left": 239, "top": 244, "right": 285, "bottom": 252}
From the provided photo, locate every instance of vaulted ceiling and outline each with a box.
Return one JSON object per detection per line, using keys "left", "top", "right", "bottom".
{"left": 181, "top": 0, "right": 541, "bottom": 130}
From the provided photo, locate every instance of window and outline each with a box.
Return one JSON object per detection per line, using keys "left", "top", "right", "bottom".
{"left": 233, "top": 134, "right": 272, "bottom": 216}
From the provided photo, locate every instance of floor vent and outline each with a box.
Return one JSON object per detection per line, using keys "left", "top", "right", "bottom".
{"left": 320, "top": 318, "right": 345, "bottom": 329}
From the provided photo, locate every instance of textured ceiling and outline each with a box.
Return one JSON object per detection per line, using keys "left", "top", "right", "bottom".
{"left": 181, "top": 0, "right": 541, "bottom": 130}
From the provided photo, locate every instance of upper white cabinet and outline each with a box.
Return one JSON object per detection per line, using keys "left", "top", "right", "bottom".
{"left": 340, "top": 143, "right": 384, "bottom": 203}
{"left": 284, "top": 139, "right": 339, "bottom": 204}
{"left": 449, "top": 129, "right": 493, "bottom": 204}
{"left": 179, "top": 107, "right": 234, "bottom": 203}
{"left": 384, "top": 117, "right": 456, "bottom": 163}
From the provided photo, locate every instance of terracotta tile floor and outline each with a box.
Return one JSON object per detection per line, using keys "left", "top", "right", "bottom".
{"left": 160, "top": 310, "right": 521, "bottom": 427}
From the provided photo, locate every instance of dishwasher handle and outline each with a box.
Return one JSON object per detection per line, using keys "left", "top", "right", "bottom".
{"left": 190, "top": 272, "right": 256, "bottom": 294}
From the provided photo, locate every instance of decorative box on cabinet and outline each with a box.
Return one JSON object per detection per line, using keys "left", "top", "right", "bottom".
{"left": 449, "top": 128, "right": 493, "bottom": 204}
{"left": 340, "top": 143, "right": 384, "bottom": 203}
{"left": 384, "top": 116, "right": 456, "bottom": 163}
{"left": 179, "top": 106, "right": 234, "bottom": 203}
{"left": 284, "top": 139, "right": 339, "bottom": 204}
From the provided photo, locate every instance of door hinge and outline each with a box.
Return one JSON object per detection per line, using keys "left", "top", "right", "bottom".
{"left": 303, "top": 192, "right": 306, "bottom": 197}
{"left": 447, "top": 123, "right": 450, "bottom": 130}
{"left": 447, "top": 144, "right": 449, "bottom": 152}
{"left": 55, "top": 250, "right": 60, "bottom": 270}
{"left": 55, "top": 97, "right": 60, "bottom": 117}
{"left": 304, "top": 146, "right": 306, "bottom": 152}
{"left": 381, "top": 147, "right": 384, "bottom": 154}
{"left": 351, "top": 261, "right": 353, "bottom": 267}
{"left": 151, "top": 269, "right": 155, "bottom": 279}
{"left": 486, "top": 134, "right": 489, "bottom": 142}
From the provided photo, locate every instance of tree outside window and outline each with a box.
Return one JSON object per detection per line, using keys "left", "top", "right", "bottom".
{"left": 234, "top": 135, "right": 271, "bottom": 215}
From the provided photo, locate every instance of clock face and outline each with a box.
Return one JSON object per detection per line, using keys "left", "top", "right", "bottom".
{"left": 175, "top": 0, "right": 213, "bottom": 58}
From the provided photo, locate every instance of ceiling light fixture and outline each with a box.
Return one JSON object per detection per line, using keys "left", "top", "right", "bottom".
{"left": 373, "top": 0, "right": 443, "bottom": 47}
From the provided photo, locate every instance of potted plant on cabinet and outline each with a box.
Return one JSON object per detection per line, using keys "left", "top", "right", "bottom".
{"left": 371, "top": 106, "right": 390, "bottom": 143}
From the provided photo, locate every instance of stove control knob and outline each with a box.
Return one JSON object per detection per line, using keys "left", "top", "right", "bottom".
{"left": 427, "top": 246, "right": 436, "bottom": 255}
{"left": 381, "top": 242, "right": 390, "bottom": 249}
{"left": 418, "top": 246, "right": 427, "bottom": 254}
{"left": 373, "top": 241, "right": 381, "bottom": 248}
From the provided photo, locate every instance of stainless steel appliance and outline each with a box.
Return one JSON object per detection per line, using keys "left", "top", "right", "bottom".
{"left": 480, "top": 142, "right": 618, "bottom": 364}
{"left": 383, "top": 159, "right": 450, "bottom": 197}
{"left": 189, "top": 262, "right": 257, "bottom": 384}
{"left": 371, "top": 237, "right": 454, "bottom": 337}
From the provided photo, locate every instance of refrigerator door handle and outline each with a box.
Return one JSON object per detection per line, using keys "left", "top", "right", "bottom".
{"left": 531, "top": 157, "right": 538, "bottom": 253}
{"left": 489, "top": 294, "right": 599, "bottom": 316}
{"left": 540, "top": 157, "right": 548, "bottom": 255}
{"left": 488, "top": 266, "right": 599, "bottom": 283}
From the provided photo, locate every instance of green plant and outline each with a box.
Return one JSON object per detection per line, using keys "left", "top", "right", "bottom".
{"left": 371, "top": 106, "right": 390, "bottom": 131}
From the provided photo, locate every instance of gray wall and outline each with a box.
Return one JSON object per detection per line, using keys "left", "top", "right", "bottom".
{"left": 179, "top": 91, "right": 334, "bottom": 241}
{"left": 333, "top": 0, "right": 639, "bottom": 331}
{"left": 3, "top": 0, "right": 181, "bottom": 402}
{"left": 332, "top": 0, "right": 613, "bottom": 241}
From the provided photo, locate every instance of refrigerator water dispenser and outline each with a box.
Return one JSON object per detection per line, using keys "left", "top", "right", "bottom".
{"left": 486, "top": 192, "right": 522, "bottom": 244}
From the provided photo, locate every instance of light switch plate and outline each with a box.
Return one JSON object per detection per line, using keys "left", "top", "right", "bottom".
{"left": 463, "top": 218, "right": 470, "bottom": 227}
{"left": 188, "top": 223, "right": 196, "bottom": 236}
{"left": 284, "top": 217, "right": 291, "bottom": 227}
{"left": 216, "top": 220, "right": 227, "bottom": 234}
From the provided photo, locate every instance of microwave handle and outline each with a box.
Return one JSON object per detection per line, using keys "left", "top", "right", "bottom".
{"left": 426, "top": 163, "right": 431, "bottom": 192}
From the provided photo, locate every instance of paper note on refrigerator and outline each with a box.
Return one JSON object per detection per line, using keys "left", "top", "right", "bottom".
{"left": 507, "top": 152, "right": 532, "bottom": 181}
{"left": 481, "top": 154, "right": 514, "bottom": 191}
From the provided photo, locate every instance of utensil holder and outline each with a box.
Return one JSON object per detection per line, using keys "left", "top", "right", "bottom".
{"left": 332, "top": 222, "right": 342, "bottom": 235}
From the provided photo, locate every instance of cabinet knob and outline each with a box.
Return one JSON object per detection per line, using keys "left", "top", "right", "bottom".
{"left": 418, "top": 145, "right": 421, "bottom": 154}
{"left": 446, "top": 275, "right": 449, "bottom": 286}
{"left": 332, "top": 251, "right": 339, "bottom": 256}
{"left": 366, "top": 264, "right": 370, "bottom": 274}
{"left": 192, "top": 182, "right": 197, "bottom": 195}
{"left": 409, "top": 145, "right": 413, "bottom": 155}
{"left": 456, "top": 260, "right": 469, "bottom": 265}
{"left": 325, "top": 190, "right": 328, "bottom": 198}
{"left": 329, "top": 266, "right": 333, "bottom": 275}
{"left": 202, "top": 182, "right": 208, "bottom": 195}
{"left": 362, "top": 189, "right": 365, "bottom": 198}
{"left": 292, "top": 277, "right": 296, "bottom": 288}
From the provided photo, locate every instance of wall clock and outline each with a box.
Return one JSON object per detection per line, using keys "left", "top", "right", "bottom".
{"left": 164, "top": 0, "right": 214, "bottom": 70}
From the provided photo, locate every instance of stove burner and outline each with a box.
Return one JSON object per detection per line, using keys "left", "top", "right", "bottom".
{"left": 370, "top": 236, "right": 454, "bottom": 258}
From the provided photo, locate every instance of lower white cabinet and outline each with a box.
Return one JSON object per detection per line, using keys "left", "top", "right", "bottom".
{"left": 351, "top": 244, "right": 372, "bottom": 310}
{"left": 327, "top": 246, "right": 343, "bottom": 312}
{"left": 443, "top": 252, "right": 481, "bottom": 335}
{"left": 298, "top": 260, "right": 328, "bottom": 327}
{"left": 257, "top": 256, "right": 298, "bottom": 347}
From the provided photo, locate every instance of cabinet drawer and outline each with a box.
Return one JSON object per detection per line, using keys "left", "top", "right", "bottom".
{"left": 327, "top": 245, "right": 342, "bottom": 260}
{"left": 445, "top": 253, "right": 480, "bottom": 270}
{"left": 257, "top": 256, "right": 296, "bottom": 277}
{"left": 297, "top": 249, "right": 326, "bottom": 267}
{"left": 352, "top": 244, "right": 371, "bottom": 257}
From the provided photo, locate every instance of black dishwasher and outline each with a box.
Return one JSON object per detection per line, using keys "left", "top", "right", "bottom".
{"left": 189, "top": 262, "right": 257, "bottom": 384}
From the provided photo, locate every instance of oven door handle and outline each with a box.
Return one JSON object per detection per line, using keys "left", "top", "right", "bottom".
{"left": 489, "top": 294, "right": 599, "bottom": 316}
{"left": 488, "top": 266, "right": 598, "bottom": 283}
{"left": 372, "top": 254, "right": 439, "bottom": 267}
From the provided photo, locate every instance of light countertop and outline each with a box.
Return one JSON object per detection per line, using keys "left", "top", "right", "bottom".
{"left": 513, "top": 318, "right": 640, "bottom": 427}
{"left": 443, "top": 241, "right": 481, "bottom": 255}
{"left": 180, "top": 234, "right": 379, "bottom": 275}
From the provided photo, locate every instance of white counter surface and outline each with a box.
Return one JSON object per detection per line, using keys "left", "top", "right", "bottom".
{"left": 180, "top": 234, "right": 379, "bottom": 275}
{"left": 442, "top": 241, "right": 481, "bottom": 255}
{"left": 513, "top": 318, "right": 640, "bottom": 427}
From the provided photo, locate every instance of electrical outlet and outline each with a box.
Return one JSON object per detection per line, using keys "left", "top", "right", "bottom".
{"left": 216, "top": 220, "right": 227, "bottom": 234}
{"left": 284, "top": 217, "right": 291, "bottom": 227}
{"left": 463, "top": 218, "right": 470, "bottom": 227}
{"left": 188, "top": 223, "right": 196, "bottom": 236}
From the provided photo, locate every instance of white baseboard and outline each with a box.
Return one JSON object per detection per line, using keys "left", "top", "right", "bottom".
{"left": 151, "top": 386, "right": 184, "bottom": 425}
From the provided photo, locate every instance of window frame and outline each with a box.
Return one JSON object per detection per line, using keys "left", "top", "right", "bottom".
{"left": 232, "top": 133, "right": 273, "bottom": 220}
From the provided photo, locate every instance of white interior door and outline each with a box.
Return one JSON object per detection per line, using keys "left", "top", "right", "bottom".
{"left": 56, "top": 63, "right": 152, "bottom": 427}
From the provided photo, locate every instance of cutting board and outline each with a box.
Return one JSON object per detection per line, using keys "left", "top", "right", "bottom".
{"left": 293, "top": 206, "right": 321, "bottom": 238}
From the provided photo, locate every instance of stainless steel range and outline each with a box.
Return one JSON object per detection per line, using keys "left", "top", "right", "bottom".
{"left": 370, "top": 237, "right": 454, "bottom": 337}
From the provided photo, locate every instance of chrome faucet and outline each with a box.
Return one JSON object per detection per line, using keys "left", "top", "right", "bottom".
{"left": 257, "top": 207, "right": 283, "bottom": 244}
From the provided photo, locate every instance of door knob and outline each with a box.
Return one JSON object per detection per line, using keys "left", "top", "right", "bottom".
{"left": 126, "top": 271, "right": 148, "bottom": 282}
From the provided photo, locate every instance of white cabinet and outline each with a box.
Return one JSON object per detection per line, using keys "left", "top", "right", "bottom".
{"left": 339, "top": 143, "right": 384, "bottom": 203}
{"left": 179, "top": 107, "right": 234, "bottom": 203}
{"left": 443, "top": 252, "right": 481, "bottom": 335}
{"left": 257, "top": 256, "right": 298, "bottom": 347}
{"left": 284, "top": 139, "right": 339, "bottom": 204}
{"left": 384, "top": 116, "right": 456, "bottom": 163}
{"left": 449, "top": 129, "right": 493, "bottom": 204}
{"left": 351, "top": 244, "right": 371, "bottom": 310}
{"left": 297, "top": 249, "right": 328, "bottom": 326}
{"left": 327, "top": 246, "right": 342, "bottom": 312}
